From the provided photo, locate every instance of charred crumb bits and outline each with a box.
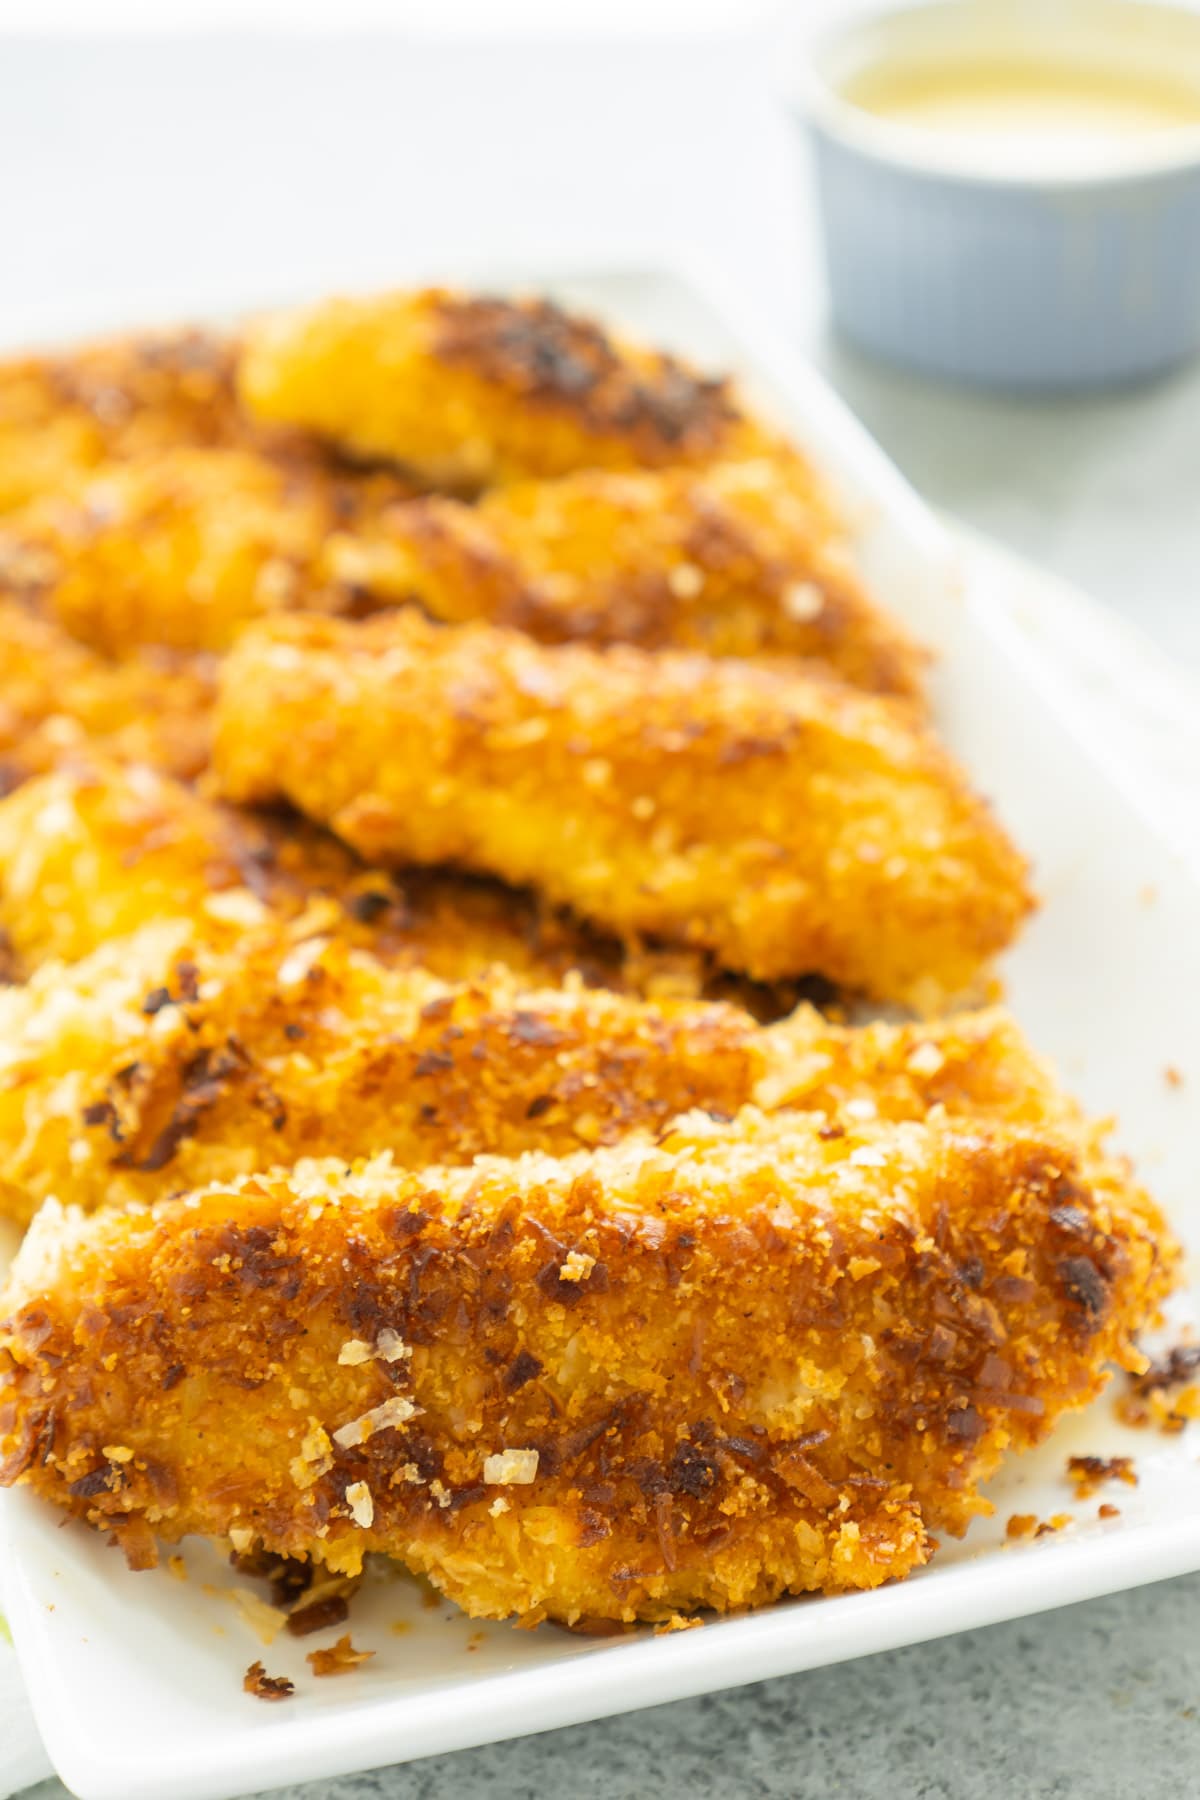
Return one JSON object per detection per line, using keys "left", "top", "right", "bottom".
{"left": 287, "top": 1595, "right": 350, "bottom": 1637}
{"left": 1007, "top": 1512, "right": 1073, "bottom": 1541}
{"left": 1066, "top": 1454, "right": 1137, "bottom": 1499}
{"left": 431, "top": 294, "right": 737, "bottom": 453}
{"left": 1129, "top": 1343, "right": 1200, "bottom": 1394}
{"left": 80, "top": 1098, "right": 123, "bottom": 1139}
{"left": 1118, "top": 1342, "right": 1200, "bottom": 1431}
{"left": 1034, "top": 1514, "right": 1073, "bottom": 1539}
{"left": 243, "top": 1660, "right": 294, "bottom": 1701}
{"left": 346, "top": 888, "right": 393, "bottom": 924}
{"left": 174, "top": 961, "right": 201, "bottom": 1003}
{"left": 1057, "top": 1256, "right": 1109, "bottom": 1320}
{"left": 140, "top": 986, "right": 173, "bottom": 1016}
{"left": 306, "top": 1635, "right": 374, "bottom": 1677}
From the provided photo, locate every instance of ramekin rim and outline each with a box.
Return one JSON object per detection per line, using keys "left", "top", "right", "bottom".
{"left": 783, "top": 0, "right": 1200, "bottom": 192}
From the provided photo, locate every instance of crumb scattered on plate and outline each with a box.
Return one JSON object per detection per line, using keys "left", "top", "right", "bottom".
{"left": 1066, "top": 1454, "right": 1137, "bottom": 1499}
{"left": 306, "top": 1635, "right": 374, "bottom": 1678}
{"left": 243, "top": 1660, "right": 294, "bottom": 1701}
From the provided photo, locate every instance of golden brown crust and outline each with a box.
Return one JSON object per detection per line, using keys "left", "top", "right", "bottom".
{"left": 0, "top": 329, "right": 248, "bottom": 513}
{"left": 427, "top": 292, "right": 739, "bottom": 459}
{"left": 0, "top": 763, "right": 746, "bottom": 1005}
{"left": 0, "top": 896, "right": 1108, "bottom": 1227}
{"left": 0, "top": 601, "right": 214, "bottom": 793}
{"left": 215, "top": 612, "right": 1032, "bottom": 1001}
{"left": 0, "top": 447, "right": 419, "bottom": 655}
{"left": 342, "top": 458, "right": 927, "bottom": 699}
{"left": 0, "top": 1110, "right": 1174, "bottom": 1622}
{"left": 0, "top": 929, "right": 759, "bottom": 1224}
{"left": 238, "top": 288, "right": 762, "bottom": 488}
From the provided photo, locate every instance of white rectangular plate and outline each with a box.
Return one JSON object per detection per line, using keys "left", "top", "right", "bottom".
{"left": 2, "top": 262, "right": 1199, "bottom": 1800}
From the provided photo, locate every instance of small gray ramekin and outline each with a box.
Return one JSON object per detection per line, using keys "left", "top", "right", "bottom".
{"left": 786, "top": 0, "right": 1200, "bottom": 390}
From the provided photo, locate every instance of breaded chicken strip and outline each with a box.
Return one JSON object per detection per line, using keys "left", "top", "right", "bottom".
{"left": 0, "top": 446, "right": 923, "bottom": 696}
{"left": 0, "top": 926, "right": 760, "bottom": 1224}
{"left": 0, "top": 763, "right": 721, "bottom": 1000}
{"left": 0, "top": 329, "right": 248, "bottom": 513}
{"left": 0, "top": 447, "right": 418, "bottom": 655}
{"left": 0, "top": 601, "right": 214, "bottom": 792}
{"left": 0, "top": 893, "right": 1102, "bottom": 1224}
{"left": 340, "top": 458, "right": 926, "bottom": 698}
{"left": 216, "top": 613, "right": 1032, "bottom": 1003}
{"left": 238, "top": 288, "right": 773, "bottom": 488}
{"left": 0, "top": 1111, "right": 1174, "bottom": 1622}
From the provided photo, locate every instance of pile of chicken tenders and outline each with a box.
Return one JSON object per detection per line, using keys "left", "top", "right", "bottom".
{"left": 0, "top": 288, "right": 1175, "bottom": 1630}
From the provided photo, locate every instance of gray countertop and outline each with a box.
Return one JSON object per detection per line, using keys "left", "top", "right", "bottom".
{"left": 23, "top": 1572, "right": 1200, "bottom": 1800}
{"left": 4, "top": 27, "right": 1199, "bottom": 1800}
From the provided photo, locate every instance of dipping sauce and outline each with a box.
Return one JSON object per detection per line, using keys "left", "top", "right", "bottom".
{"left": 842, "top": 57, "right": 1200, "bottom": 171}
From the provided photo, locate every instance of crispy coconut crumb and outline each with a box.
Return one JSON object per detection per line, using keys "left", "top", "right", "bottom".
{"left": 307, "top": 1634, "right": 374, "bottom": 1677}
{"left": 203, "top": 889, "right": 269, "bottom": 929}
{"left": 230, "top": 1587, "right": 290, "bottom": 1645}
{"left": 906, "top": 1041, "right": 945, "bottom": 1077}
{"left": 483, "top": 1448, "right": 539, "bottom": 1486}
{"left": 276, "top": 938, "right": 329, "bottom": 988}
{"left": 783, "top": 580, "right": 824, "bottom": 622}
{"left": 338, "top": 1330, "right": 410, "bottom": 1366}
{"left": 345, "top": 1480, "right": 375, "bottom": 1529}
{"left": 332, "top": 1394, "right": 418, "bottom": 1449}
{"left": 559, "top": 1249, "right": 596, "bottom": 1283}
{"left": 290, "top": 1421, "right": 334, "bottom": 1488}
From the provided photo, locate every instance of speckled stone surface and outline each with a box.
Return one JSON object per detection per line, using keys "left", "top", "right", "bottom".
{"left": 22, "top": 1572, "right": 1200, "bottom": 1800}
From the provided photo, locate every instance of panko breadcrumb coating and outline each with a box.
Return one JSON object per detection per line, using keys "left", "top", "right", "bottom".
{"left": 0, "top": 893, "right": 1115, "bottom": 1225}
{"left": 238, "top": 288, "right": 770, "bottom": 488}
{"left": 0, "top": 446, "right": 418, "bottom": 654}
{"left": 0, "top": 600, "right": 214, "bottom": 793}
{"left": 0, "top": 762, "right": 728, "bottom": 1000}
{"left": 0, "top": 445, "right": 924, "bottom": 695}
{"left": 0, "top": 926, "right": 759, "bottom": 1224}
{"left": 0, "top": 329, "right": 249, "bottom": 513}
{"left": 0, "top": 1109, "right": 1175, "bottom": 1622}
{"left": 340, "top": 458, "right": 926, "bottom": 698}
{"left": 216, "top": 612, "right": 1032, "bottom": 1003}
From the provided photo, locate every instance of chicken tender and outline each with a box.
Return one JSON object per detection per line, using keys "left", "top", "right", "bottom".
{"left": 0, "top": 447, "right": 418, "bottom": 655}
{"left": 341, "top": 458, "right": 926, "bottom": 698}
{"left": 0, "top": 925, "right": 761, "bottom": 1224}
{"left": 0, "top": 905, "right": 1120, "bottom": 1227}
{"left": 0, "top": 1109, "right": 1174, "bottom": 1623}
{"left": 0, "top": 329, "right": 247, "bottom": 513}
{"left": 0, "top": 763, "right": 723, "bottom": 1001}
{"left": 216, "top": 613, "right": 1032, "bottom": 1003}
{"left": 0, "top": 601, "right": 214, "bottom": 793}
{"left": 238, "top": 288, "right": 770, "bottom": 488}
